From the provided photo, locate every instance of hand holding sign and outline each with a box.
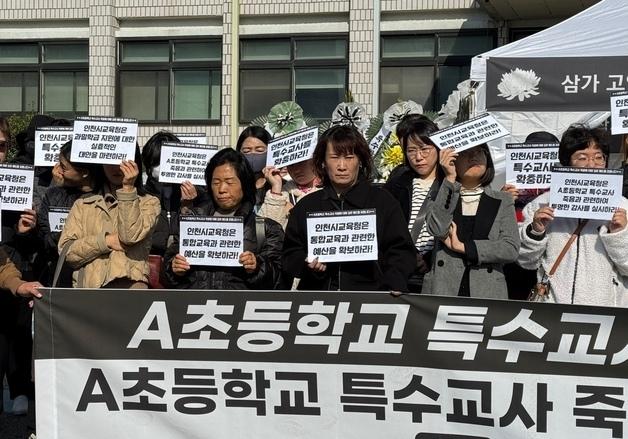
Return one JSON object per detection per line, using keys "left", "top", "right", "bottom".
{"left": 120, "top": 160, "right": 139, "bottom": 192}
{"left": 532, "top": 205, "right": 555, "bottom": 234}
{"left": 609, "top": 207, "right": 627, "bottom": 233}
{"left": 501, "top": 183, "right": 519, "bottom": 201}
{"left": 17, "top": 208, "right": 37, "bottom": 234}
{"left": 262, "top": 166, "right": 283, "bottom": 194}
{"left": 307, "top": 257, "right": 327, "bottom": 273}
{"left": 172, "top": 254, "right": 191, "bottom": 276}
{"left": 180, "top": 181, "right": 198, "bottom": 205}
{"left": 439, "top": 148, "right": 458, "bottom": 183}
{"left": 239, "top": 251, "right": 258, "bottom": 273}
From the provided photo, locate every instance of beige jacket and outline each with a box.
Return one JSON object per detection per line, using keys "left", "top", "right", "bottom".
{"left": 258, "top": 181, "right": 320, "bottom": 230}
{"left": 0, "top": 248, "right": 25, "bottom": 294}
{"left": 58, "top": 188, "right": 160, "bottom": 288}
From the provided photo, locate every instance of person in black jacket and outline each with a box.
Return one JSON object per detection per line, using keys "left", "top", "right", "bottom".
{"left": 282, "top": 125, "right": 416, "bottom": 292}
{"left": 384, "top": 114, "right": 443, "bottom": 293}
{"left": 164, "top": 148, "right": 284, "bottom": 290}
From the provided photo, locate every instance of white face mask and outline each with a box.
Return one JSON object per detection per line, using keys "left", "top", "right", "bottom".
{"left": 151, "top": 165, "right": 161, "bottom": 180}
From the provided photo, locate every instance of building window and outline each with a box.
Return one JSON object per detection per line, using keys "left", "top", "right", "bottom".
{"left": 380, "top": 32, "right": 495, "bottom": 112}
{"left": 239, "top": 37, "right": 348, "bottom": 123}
{"left": 118, "top": 40, "right": 221, "bottom": 123}
{"left": 0, "top": 42, "right": 88, "bottom": 118}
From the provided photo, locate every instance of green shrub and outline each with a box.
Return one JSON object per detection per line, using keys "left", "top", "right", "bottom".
{"left": 5, "top": 112, "right": 34, "bottom": 161}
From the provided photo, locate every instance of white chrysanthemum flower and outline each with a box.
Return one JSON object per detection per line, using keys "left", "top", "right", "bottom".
{"left": 331, "top": 102, "right": 369, "bottom": 132}
{"left": 382, "top": 100, "right": 423, "bottom": 131}
{"left": 497, "top": 68, "right": 541, "bottom": 102}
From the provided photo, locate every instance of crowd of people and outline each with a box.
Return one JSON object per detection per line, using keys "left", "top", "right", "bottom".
{"left": 1, "top": 113, "right": 627, "bottom": 415}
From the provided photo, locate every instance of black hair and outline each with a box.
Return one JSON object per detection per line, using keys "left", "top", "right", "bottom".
{"left": 59, "top": 140, "right": 106, "bottom": 191}
{"left": 558, "top": 124, "right": 609, "bottom": 166}
{"left": 312, "top": 125, "right": 373, "bottom": 186}
{"left": 395, "top": 114, "right": 444, "bottom": 180}
{"left": 204, "top": 148, "right": 256, "bottom": 207}
{"left": 458, "top": 143, "right": 495, "bottom": 187}
{"left": 236, "top": 126, "right": 271, "bottom": 151}
{"left": 142, "top": 131, "right": 180, "bottom": 175}
{"left": 525, "top": 131, "right": 559, "bottom": 144}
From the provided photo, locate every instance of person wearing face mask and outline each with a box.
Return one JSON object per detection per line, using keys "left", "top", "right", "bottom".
{"left": 282, "top": 125, "right": 415, "bottom": 292}
{"left": 58, "top": 146, "right": 161, "bottom": 289}
{"left": 236, "top": 126, "right": 272, "bottom": 211}
{"left": 518, "top": 125, "right": 628, "bottom": 306}
{"left": 423, "top": 143, "right": 520, "bottom": 299}
{"left": 384, "top": 114, "right": 444, "bottom": 293}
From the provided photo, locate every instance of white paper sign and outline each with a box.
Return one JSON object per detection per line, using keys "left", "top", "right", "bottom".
{"left": 159, "top": 142, "right": 219, "bottom": 185}
{"left": 306, "top": 209, "right": 378, "bottom": 263}
{"left": 549, "top": 166, "right": 623, "bottom": 220}
{"left": 505, "top": 143, "right": 559, "bottom": 189}
{"left": 0, "top": 164, "right": 34, "bottom": 211}
{"left": 71, "top": 116, "right": 138, "bottom": 164}
{"left": 610, "top": 92, "right": 628, "bottom": 135}
{"left": 369, "top": 126, "right": 391, "bottom": 155}
{"left": 179, "top": 216, "right": 244, "bottom": 266}
{"left": 267, "top": 126, "right": 318, "bottom": 168}
{"left": 429, "top": 113, "right": 508, "bottom": 152}
{"left": 175, "top": 133, "right": 208, "bottom": 144}
{"left": 48, "top": 207, "right": 71, "bottom": 233}
{"left": 34, "top": 127, "right": 73, "bottom": 167}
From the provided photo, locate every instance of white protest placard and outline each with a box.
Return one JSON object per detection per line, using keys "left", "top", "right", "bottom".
{"left": 48, "top": 207, "right": 71, "bottom": 233}
{"left": 179, "top": 215, "right": 244, "bottom": 266}
{"left": 306, "top": 208, "right": 378, "bottom": 263}
{"left": 34, "top": 127, "right": 73, "bottom": 167}
{"left": 610, "top": 92, "right": 628, "bottom": 135}
{"left": 71, "top": 116, "right": 138, "bottom": 165}
{"left": 505, "top": 143, "right": 559, "bottom": 189}
{"left": 175, "top": 133, "right": 208, "bottom": 144}
{"left": 0, "top": 164, "right": 34, "bottom": 211}
{"left": 159, "top": 142, "right": 219, "bottom": 186}
{"left": 267, "top": 126, "right": 318, "bottom": 168}
{"left": 429, "top": 113, "right": 508, "bottom": 152}
{"left": 549, "top": 166, "right": 623, "bottom": 220}
{"left": 368, "top": 126, "right": 391, "bottom": 155}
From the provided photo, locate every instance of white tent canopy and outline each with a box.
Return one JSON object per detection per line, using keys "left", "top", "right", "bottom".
{"left": 439, "top": 0, "right": 627, "bottom": 184}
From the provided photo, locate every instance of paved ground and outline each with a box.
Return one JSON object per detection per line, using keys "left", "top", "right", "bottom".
{"left": 0, "top": 382, "right": 35, "bottom": 439}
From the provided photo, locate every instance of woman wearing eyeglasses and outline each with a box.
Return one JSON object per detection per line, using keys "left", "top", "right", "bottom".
{"left": 384, "top": 114, "right": 443, "bottom": 293}
{"left": 518, "top": 124, "right": 628, "bottom": 306}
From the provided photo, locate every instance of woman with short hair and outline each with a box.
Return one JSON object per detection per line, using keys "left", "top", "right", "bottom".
{"left": 282, "top": 125, "right": 415, "bottom": 291}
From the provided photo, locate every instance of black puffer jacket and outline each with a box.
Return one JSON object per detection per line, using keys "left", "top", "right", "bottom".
{"left": 282, "top": 179, "right": 416, "bottom": 292}
{"left": 163, "top": 200, "right": 284, "bottom": 290}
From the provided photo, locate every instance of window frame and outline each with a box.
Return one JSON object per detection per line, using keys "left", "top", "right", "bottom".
{"left": 116, "top": 37, "right": 222, "bottom": 125}
{"left": 238, "top": 34, "right": 349, "bottom": 124}
{"left": 379, "top": 30, "right": 497, "bottom": 112}
{"left": 0, "top": 40, "right": 88, "bottom": 118}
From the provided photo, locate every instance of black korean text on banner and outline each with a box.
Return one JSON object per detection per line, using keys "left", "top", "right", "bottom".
{"left": 35, "top": 290, "right": 628, "bottom": 439}
{"left": 487, "top": 56, "right": 628, "bottom": 111}
{"left": 306, "top": 209, "right": 378, "bottom": 263}
{"left": 174, "top": 133, "right": 208, "bottom": 144}
{"left": 179, "top": 215, "right": 244, "bottom": 266}
{"left": 267, "top": 126, "right": 318, "bottom": 168}
{"left": 159, "top": 142, "right": 219, "bottom": 186}
{"left": 505, "top": 143, "right": 559, "bottom": 190}
{"left": 429, "top": 113, "right": 508, "bottom": 152}
{"left": 610, "top": 92, "right": 628, "bottom": 135}
{"left": 70, "top": 116, "right": 138, "bottom": 165}
{"left": 34, "top": 127, "right": 73, "bottom": 167}
{"left": 48, "top": 207, "right": 71, "bottom": 233}
{"left": 549, "top": 166, "right": 623, "bottom": 220}
{"left": 369, "top": 126, "right": 391, "bottom": 155}
{"left": 0, "top": 163, "right": 34, "bottom": 211}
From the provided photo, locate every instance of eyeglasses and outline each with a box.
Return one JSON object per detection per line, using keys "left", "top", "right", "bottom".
{"left": 406, "top": 146, "right": 434, "bottom": 158}
{"left": 572, "top": 153, "right": 606, "bottom": 166}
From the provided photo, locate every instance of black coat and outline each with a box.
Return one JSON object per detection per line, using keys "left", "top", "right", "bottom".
{"left": 163, "top": 200, "right": 284, "bottom": 290}
{"left": 282, "top": 179, "right": 416, "bottom": 292}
